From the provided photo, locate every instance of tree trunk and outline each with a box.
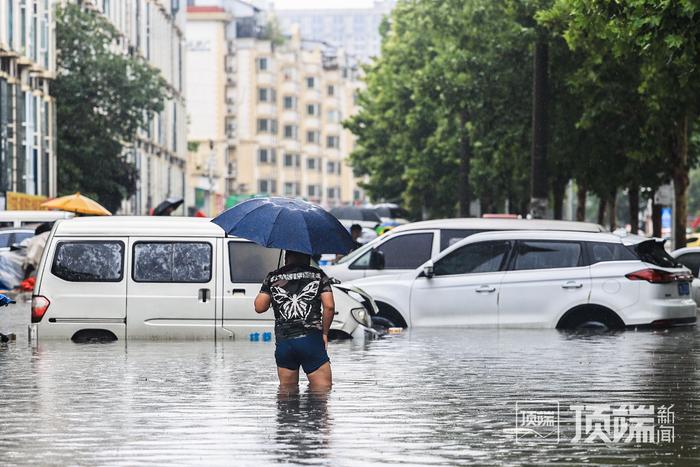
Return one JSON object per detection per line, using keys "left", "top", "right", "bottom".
{"left": 552, "top": 177, "right": 566, "bottom": 220}
{"left": 530, "top": 39, "right": 549, "bottom": 219}
{"left": 652, "top": 197, "right": 662, "bottom": 238}
{"left": 628, "top": 183, "right": 639, "bottom": 234}
{"left": 672, "top": 114, "right": 689, "bottom": 249}
{"left": 597, "top": 195, "right": 606, "bottom": 227}
{"left": 576, "top": 182, "right": 587, "bottom": 222}
{"left": 608, "top": 189, "right": 617, "bottom": 231}
{"left": 457, "top": 111, "right": 471, "bottom": 217}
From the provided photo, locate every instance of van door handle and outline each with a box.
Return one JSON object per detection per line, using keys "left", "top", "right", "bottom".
{"left": 562, "top": 281, "right": 583, "bottom": 289}
{"left": 231, "top": 288, "right": 246, "bottom": 295}
{"left": 198, "top": 288, "right": 211, "bottom": 302}
{"left": 475, "top": 285, "right": 496, "bottom": 293}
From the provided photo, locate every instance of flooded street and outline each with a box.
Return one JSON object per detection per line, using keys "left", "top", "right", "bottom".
{"left": 2, "top": 302, "right": 700, "bottom": 465}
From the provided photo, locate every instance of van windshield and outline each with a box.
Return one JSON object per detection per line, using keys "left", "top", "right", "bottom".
{"left": 631, "top": 240, "right": 682, "bottom": 268}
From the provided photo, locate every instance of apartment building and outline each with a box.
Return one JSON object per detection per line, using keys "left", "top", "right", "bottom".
{"left": 80, "top": 0, "right": 188, "bottom": 215}
{"left": 186, "top": 1, "right": 365, "bottom": 212}
{"left": 276, "top": 1, "right": 395, "bottom": 64}
{"left": 0, "top": 0, "right": 56, "bottom": 210}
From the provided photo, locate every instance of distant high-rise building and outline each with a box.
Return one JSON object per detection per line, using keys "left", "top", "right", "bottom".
{"left": 275, "top": 1, "right": 395, "bottom": 63}
{"left": 186, "top": 1, "right": 367, "bottom": 212}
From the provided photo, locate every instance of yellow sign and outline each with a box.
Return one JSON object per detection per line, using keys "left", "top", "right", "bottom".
{"left": 6, "top": 192, "right": 49, "bottom": 211}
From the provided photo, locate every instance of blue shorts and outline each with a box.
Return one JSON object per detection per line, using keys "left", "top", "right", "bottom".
{"left": 275, "top": 331, "right": 330, "bottom": 374}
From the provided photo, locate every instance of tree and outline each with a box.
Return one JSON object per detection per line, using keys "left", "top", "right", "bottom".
{"left": 552, "top": 0, "right": 700, "bottom": 246}
{"left": 54, "top": 4, "right": 168, "bottom": 212}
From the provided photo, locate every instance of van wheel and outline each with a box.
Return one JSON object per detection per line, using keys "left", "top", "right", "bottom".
{"left": 375, "top": 302, "right": 408, "bottom": 329}
{"left": 71, "top": 329, "right": 118, "bottom": 343}
{"left": 556, "top": 305, "right": 625, "bottom": 331}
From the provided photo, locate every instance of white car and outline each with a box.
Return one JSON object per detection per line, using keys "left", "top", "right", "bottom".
{"left": 29, "top": 217, "right": 375, "bottom": 342}
{"left": 670, "top": 247, "right": 700, "bottom": 307}
{"left": 349, "top": 230, "right": 696, "bottom": 330}
{"left": 324, "top": 218, "right": 605, "bottom": 283}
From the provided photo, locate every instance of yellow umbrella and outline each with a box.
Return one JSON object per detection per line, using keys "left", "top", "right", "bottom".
{"left": 41, "top": 192, "right": 112, "bottom": 216}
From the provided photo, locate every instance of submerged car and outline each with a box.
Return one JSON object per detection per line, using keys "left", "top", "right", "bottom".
{"left": 348, "top": 230, "right": 695, "bottom": 330}
{"left": 29, "top": 217, "right": 375, "bottom": 342}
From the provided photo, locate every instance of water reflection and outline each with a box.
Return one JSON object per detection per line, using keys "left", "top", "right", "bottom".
{"left": 2, "top": 303, "right": 700, "bottom": 465}
{"left": 274, "top": 386, "right": 331, "bottom": 464}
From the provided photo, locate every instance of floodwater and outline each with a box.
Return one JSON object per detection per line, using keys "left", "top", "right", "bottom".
{"left": 2, "top": 302, "right": 700, "bottom": 466}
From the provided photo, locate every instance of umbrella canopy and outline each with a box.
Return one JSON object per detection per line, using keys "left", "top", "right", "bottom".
{"left": 0, "top": 294, "right": 15, "bottom": 307}
{"left": 152, "top": 196, "right": 184, "bottom": 216}
{"left": 212, "top": 197, "right": 356, "bottom": 255}
{"left": 41, "top": 193, "right": 111, "bottom": 216}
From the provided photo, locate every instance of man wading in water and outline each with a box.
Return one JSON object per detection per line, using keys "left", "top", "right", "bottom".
{"left": 254, "top": 251, "right": 335, "bottom": 389}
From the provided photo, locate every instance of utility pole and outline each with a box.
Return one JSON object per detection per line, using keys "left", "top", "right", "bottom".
{"left": 208, "top": 140, "right": 215, "bottom": 216}
{"left": 530, "top": 39, "right": 549, "bottom": 219}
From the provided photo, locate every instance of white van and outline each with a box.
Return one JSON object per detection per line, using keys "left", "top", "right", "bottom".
{"left": 0, "top": 210, "right": 74, "bottom": 228}
{"left": 29, "top": 217, "right": 375, "bottom": 342}
{"left": 324, "top": 218, "right": 606, "bottom": 283}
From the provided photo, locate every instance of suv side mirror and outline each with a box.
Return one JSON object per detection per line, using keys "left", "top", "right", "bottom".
{"left": 369, "top": 249, "right": 385, "bottom": 270}
{"left": 422, "top": 261, "right": 434, "bottom": 279}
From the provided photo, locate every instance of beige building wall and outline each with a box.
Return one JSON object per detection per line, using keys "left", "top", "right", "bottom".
{"left": 185, "top": 6, "right": 230, "bottom": 216}
{"left": 229, "top": 26, "right": 365, "bottom": 208}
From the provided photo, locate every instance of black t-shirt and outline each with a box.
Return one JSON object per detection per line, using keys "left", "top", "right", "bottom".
{"left": 260, "top": 264, "right": 333, "bottom": 340}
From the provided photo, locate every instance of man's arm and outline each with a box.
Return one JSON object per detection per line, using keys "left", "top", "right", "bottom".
{"left": 254, "top": 293, "right": 271, "bottom": 314}
{"left": 320, "top": 291, "right": 335, "bottom": 347}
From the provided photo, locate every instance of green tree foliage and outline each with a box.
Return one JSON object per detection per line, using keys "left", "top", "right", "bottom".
{"left": 54, "top": 4, "right": 168, "bottom": 212}
{"left": 345, "top": 1, "right": 535, "bottom": 219}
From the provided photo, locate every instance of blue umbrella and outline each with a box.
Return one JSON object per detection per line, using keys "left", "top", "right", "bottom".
{"left": 212, "top": 197, "right": 356, "bottom": 255}
{"left": 0, "top": 294, "right": 15, "bottom": 307}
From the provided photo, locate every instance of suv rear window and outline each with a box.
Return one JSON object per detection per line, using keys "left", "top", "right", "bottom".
{"left": 586, "top": 242, "right": 637, "bottom": 264}
{"left": 632, "top": 241, "right": 681, "bottom": 268}
{"left": 440, "top": 229, "right": 486, "bottom": 251}
{"left": 229, "top": 242, "right": 281, "bottom": 283}
{"left": 52, "top": 241, "right": 124, "bottom": 282}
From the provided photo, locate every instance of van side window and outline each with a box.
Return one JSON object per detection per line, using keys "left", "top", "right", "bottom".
{"left": 434, "top": 241, "right": 510, "bottom": 276}
{"left": 229, "top": 242, "right": 281, "bottom": 283}
{"left": 350, "top": 233, "right": 433, "bottom": 270}
{"left": 513, "top": 241, "right": 581, "bottom": 271}
{"left": 133, "top": 242, "right": 212, "bottom": 283}
{"left": 52, "top": 241, "right": 124, "bottom": 282}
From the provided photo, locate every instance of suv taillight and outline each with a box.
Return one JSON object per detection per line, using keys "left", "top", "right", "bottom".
{"left": 31, "top": 295, "right": 50, "bottom": 323}
{"left": 625, "top": 269, "right": 690, "bottom": 283}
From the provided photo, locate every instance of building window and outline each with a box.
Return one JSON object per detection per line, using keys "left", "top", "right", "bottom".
{"left": 306, "top": 157, "right": 317, "bottom": 170}
{"left": 258, "top": 88, "right": 276, "bottom": 103}
{"left": 283, "top": 124, "right": 298, "bottom": 140}
{"left": 327, "top": 85, "right": 335, "bottom": 96}
{"left": 282, "top": 67, "right": 296, "bottom": 81}
{"left": 257, "top": 118, "right": 278, "bottom": 134}
{"left": 284, "top": 182, "right": 300, "bottom": 196}
{"left": 258, "top": 179, "right": 277, "bottom": 194}
{"left": 257, "top": 57, "right": 269, "bottom": 71}
{"left": 327, "top": 187, "right": 340, "bottom": 200}
{"left": 327, "top": 109, "right": 340, "bottom": 123}
{"left": 283, "top": 95, "right": 297, "bottom": 110}
{"left": 284, "top": 153, "right": 300, "bottom": 167}
{"left": 327, "top": 161, "right": 336, "bottom": 174}
{"left": 306, "top": 77, "right": 315, "bottom": 89}
{"left": 306, "top": 130, "right": 320, "bottom": 144}
{"left": 257, "top": 148, "right": 277, "bottom": 164}
{"left": 306, "top": 103, "right": 320, "bottom": 116}
{"left": 326, "top": 135, "right": 340, "bottom": 149}
{"left": 307, "top": 184, "right": 321, "bottom": 198}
